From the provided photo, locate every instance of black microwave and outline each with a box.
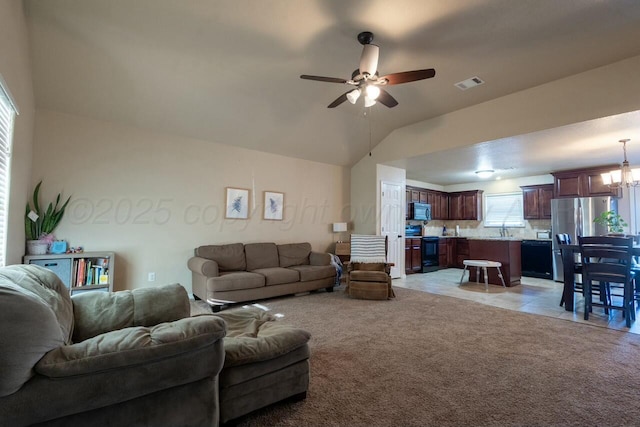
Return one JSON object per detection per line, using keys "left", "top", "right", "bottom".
{"left": 409, "top": 202, "right": 432, "bottom": 221}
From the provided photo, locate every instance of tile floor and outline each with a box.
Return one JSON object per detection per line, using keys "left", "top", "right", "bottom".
{"left": 394, "top": 268, "right": 640, "bottom": 334}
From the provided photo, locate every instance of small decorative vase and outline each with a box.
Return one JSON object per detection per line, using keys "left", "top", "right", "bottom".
{"left": 26, "top": 240, "right": 49, "bottom": 255}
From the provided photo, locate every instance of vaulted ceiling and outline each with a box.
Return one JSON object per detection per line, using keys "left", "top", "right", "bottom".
{"left": 24, "top": 0, "right": 640, "bottom": 184}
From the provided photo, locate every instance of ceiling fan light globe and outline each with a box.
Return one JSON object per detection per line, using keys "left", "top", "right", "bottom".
{"left": 364, "top": 96, "right": 376, "bottom": 107}
{"left": 365, "top": 85, "right": 381, "bottom": 100}
{"left": 346, "top": 89, "right": 361, "bottom": 104}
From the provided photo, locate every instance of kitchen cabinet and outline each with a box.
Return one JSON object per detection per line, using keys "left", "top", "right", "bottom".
{"left": 438, "top": 237, "right": 461, "bottom": 268}
{"left": 552, "top": 165, "right": 621, "bottom": 198}
{"left": 406, "top": 188, "right": 424, "bottom": 219}
{"left": 468, "top": 239, "right": 521, "bottom": 287}
{"left": 406, "top": 186, "right": 478, "bottom": 221}
{"left": 405, "top": 238, "right": 422, "bottom": 274}
{"left": 449, "top": 191, "right": 483, "bottom": 221}
{"left": 454, "top": 238, "right": 469, "bottom": 268}
{"left": 521, "top": 184, "right": 553, "bottom": 219}
{"left": 425, "top": 189, "right": 448, "bottom": 220}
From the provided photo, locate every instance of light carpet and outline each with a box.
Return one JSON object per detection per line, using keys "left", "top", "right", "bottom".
{"left": 193, "top": 287, "right": 640, "bottom": 426}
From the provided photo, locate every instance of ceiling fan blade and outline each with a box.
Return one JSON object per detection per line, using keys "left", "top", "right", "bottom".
{"left": 377, "top": 89, "right": 399, "bottom": 108}
{"left": 380, "top": 69, "right": 436, "bottom": 85}
{"left": 300, "top": 75, "right": 347, "bottom": 84}
{"left": 359, "top": 44, "right": 379, "bottom": 76}
{"left": 327, "top": 92, "right": 349, "bottom": 108}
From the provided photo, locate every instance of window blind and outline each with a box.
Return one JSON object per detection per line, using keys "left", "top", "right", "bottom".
{"left": 0, "top": 78, "right": 17, "bottom": 267}
{"left": 484, "top": 192, "right": 525, "bottom": 227}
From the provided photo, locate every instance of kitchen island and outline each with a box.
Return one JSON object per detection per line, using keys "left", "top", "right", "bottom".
{"left": 467, "top": 238, "right": 521, "bottom": 287}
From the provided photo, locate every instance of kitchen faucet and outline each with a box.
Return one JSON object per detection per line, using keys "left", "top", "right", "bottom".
{"left": 500, "top": 225, "right": 508, "bottom": 237}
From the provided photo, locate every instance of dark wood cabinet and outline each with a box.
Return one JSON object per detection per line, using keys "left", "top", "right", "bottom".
{"left": 454, "top": 238, "right": 469, "bottom": 268}
{"left": 468, "top": 239, "right": 521, "bottom": 287}
{"left": 438, "top": 237, "right": 461, "bottom": 268}
{"left": 552, "top": 165, "right": 621, "bottom": 199}
{"left": 406, "top": 186, "right": 479, "bottom": 221}
{"left": 449, "top": 191, "right": 483, "bottom": 221}
{"left": 521, "top": 184, "right": 553, "bottom": 219}
{"left": 405, "top": 238, "right": 422, "bottom": 274}
{"left": 424, "top": 189, "right": 448, "bottom": 220}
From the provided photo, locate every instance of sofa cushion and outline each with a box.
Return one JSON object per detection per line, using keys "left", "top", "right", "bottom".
{"left": 245, "top": 243, "right": 279, "bottom": 271}
{"left": 196, "top": 243, "right": 246, "bottom": 272}
{"left": 71, "top": 283, "right": 190, "bottom": 342}
{"left": 212, "top": 272, "right": 265, "bottom": 292}
{"left": 277, "top": 243, "right": 311, "bottom": 267}
{"left": 288, "top": 265, "right": 335, "bottom": 282}
{"left": 0, "top": 265, "right": 74, "bottom": 397}
{"left": 36, "top": 316, "right": 226, "bottom": 378}
{"left": 252, "top": 267, "right": 299, "bottom": 286}
{"left": 350, "top": 270, "right": 390, "bottom": 283}
{"left": 214, "top": 308, "right": 311, "bottom": 368}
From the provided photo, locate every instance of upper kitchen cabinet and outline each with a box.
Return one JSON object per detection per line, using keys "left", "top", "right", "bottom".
{"left": 449, "top": 190, "right": 483, "bottom": 221}
{"left": 521, "top": 184, "right": 553, "bottom": 219}
{"left": 425, "top": 189, "right": 448, "bottom": 220}
{"left": 552, "top": 165, "right": 621, "bottom": 198}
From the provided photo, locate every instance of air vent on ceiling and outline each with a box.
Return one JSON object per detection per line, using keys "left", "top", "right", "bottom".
{"left": 455, "top": 76, "right": 484, "bottom": 90}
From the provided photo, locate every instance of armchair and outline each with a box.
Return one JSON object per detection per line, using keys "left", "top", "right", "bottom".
{"left": 346, "top": 235, "right": 395, "bottom": 300}
{"left": 0, "top": 264, "right": 226, "bottom": 427}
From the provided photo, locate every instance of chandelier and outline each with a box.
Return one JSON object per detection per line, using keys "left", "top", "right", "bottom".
{"left": 600, "top": 139, "right": 640, "bottom": 188}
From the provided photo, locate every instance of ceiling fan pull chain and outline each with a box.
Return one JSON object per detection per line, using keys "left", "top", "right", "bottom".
{"left": 368, "top": 107, "right": 372, "bottom": 156}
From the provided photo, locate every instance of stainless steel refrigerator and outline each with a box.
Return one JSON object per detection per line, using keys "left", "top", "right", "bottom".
{"left": 551, "top": 196, "right": 618, "bottom": 281}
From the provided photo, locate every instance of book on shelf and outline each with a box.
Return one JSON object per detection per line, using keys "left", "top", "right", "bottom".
{"left": 72, "top": 257, "right": 111, "bottom": 288}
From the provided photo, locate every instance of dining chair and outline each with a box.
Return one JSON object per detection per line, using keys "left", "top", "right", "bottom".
{"left": 556, "top": 233, "right": 585, "bottom": 307}
{"left": 578, "top": 235, "right": 635, "bottom": 327}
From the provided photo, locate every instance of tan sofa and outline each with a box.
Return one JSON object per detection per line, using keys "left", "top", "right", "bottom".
{"left": 188, "top": 242, "right": 336, "bottom": 310}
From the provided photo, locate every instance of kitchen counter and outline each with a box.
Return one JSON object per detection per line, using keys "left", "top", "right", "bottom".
{"left": 467, "top": 239, "right": 521, "bottom": 287}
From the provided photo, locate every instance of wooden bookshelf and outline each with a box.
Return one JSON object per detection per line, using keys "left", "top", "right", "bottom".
{"left": 23, "top": 251, "right": 115, "bottom": 295}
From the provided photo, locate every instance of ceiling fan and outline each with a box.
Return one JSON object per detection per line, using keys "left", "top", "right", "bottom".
{"left": 300, "top": 31, "right": 435, "bottom": 109}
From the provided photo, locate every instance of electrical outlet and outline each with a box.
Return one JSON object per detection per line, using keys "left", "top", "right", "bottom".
{"left": 148, "top": 272, "right": 156, "bottom": 282}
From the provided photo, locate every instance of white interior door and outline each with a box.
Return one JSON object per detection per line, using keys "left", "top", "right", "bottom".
{"left": 381, "top": 181, "right": 403, "bottom": 278}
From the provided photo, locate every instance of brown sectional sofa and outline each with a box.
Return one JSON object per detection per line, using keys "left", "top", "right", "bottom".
{"left": 188, "top": 242, "right": 336, "bottom": 309}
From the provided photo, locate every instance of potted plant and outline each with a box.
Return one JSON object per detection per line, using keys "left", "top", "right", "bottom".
{"left": 25, "top": 181, "right": 71, "bottom": 255}
{"left": 593, "top": 210, "right": 627, "bottom": 235}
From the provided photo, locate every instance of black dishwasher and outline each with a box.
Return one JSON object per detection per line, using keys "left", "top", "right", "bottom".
{"left": 521, "top": 240, "right": 553, "bottom": 279}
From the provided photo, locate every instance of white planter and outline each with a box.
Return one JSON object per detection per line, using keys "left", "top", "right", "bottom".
{"left": 26, "top": 240, "right": 49, "bottom": 255}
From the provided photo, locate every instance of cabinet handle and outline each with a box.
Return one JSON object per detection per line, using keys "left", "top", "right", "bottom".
{"left": 44, "top": 263, "right": 58, "bottom": 267}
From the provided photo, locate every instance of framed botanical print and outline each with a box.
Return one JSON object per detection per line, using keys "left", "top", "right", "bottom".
{"left": 225, "top": 187, "right": 250, "bottom": 219}
{"left": 263, "top": 191, "right": 284, "bottom": 221}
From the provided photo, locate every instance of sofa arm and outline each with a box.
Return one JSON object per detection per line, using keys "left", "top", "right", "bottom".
{"left": 310, "top": 251, "right": 331, "bottom": 266}
{"left": 72, "top": 283, "right": 191, "bottom": 342}
{"left": 35, "top": 316, "right": 226, "bottom": 378}
{"left": 188, "top": 256, "right": 220, "bottom": 277}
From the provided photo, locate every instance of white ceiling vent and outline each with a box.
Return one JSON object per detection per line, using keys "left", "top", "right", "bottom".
{"left": 455, "top": 76, "right": 485, "bottom": 90}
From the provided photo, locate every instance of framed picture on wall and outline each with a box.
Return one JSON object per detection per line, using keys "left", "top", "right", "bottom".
{"left": 225, "top": 187, "right": 250, "bottom": 219}
{"left": 263, "top": 191, "right": 284, "bottom": 221}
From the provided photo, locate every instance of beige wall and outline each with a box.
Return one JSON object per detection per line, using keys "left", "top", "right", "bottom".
{"left": 0, "top": 0, "right": 36, "bottom": 265}
{"left": 32, "top": 110, "right": 350, "bottom": 292}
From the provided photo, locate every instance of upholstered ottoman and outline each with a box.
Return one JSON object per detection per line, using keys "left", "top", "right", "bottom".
{"left": 214, "top": 308, "right": 311, "bottom": 425}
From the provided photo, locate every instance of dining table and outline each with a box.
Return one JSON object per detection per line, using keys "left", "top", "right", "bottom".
{"left": 558, "top": 243, "right": 640, "bottom": 311}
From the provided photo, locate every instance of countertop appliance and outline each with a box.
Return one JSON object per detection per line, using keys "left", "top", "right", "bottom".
{"left": 409, "top": 202, "right": 432, "bottom": 221}
{"left": 521, "top": 240, "right": 553, "bottom": 279}
{"left": 551, "top": 196, "right": 617, "bottom": 281}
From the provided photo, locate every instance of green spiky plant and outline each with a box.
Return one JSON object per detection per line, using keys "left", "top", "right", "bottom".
{"left": 593, "top": 210, "right": 627, "bottom": 234}
{"left": 25, "top": 181, "right": 71, "bottom": 241}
